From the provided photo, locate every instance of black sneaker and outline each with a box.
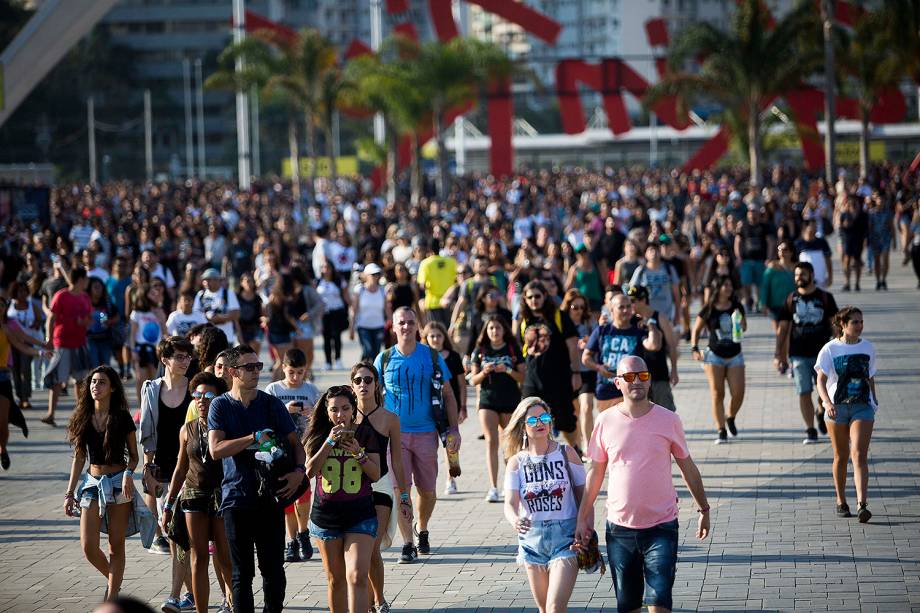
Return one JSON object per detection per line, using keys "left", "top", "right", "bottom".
{"left": 857, "top": 502, "right": 872, "bottom": 523}
{"left": 803, "top": 428, "right": 819, "bottom": 445}
{"left": 398, "top": 543, "right": 418, "bottom": 564}
{"left": 726, "top": 417, "right": 738, "bottom": 437}
{"left": 836, "top": 503, "right": 852, "bottom": 518}
{"left": 284, "top": 539, "right": 299, "bottom": 563}
{"left": 416, "top": 529, "right": 431, "bottom": 554}
{"left": 1, "top": 451, "right": 9, "bottom": 470}
{"left": 714, "top": 429, "right": 728, "bottom": 445}
{"left": 816, "top": 411, "right": 828, "bottom": 435}
{"left": 297, "top": 531, "right": 312, "bottom": 561}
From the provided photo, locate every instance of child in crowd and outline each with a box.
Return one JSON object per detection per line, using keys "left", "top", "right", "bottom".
{"left": 166, "top": 290, "right": 208, "bottom": 338}
{"left": 263, "top": 348, "right": 320, "bottom": 562}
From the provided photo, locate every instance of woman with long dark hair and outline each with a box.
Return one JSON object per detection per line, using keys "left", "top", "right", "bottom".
{"left": 351, "top": 362, "right": 410, "bottom": 613}
{"left": 87, "top": 277, "right": 119, "bottom": 369}
{"left": 64, "top": 366, "right": 139, "bottom": 601}
{"left": 266, "top": 273, "right": 298, "bottom": 380}
{"left": 305, "top": 385, "right": 381, "bottom": 613}
{"left": 561, "top": 289, "right": 596, "bottom": 454}
{"left": 161, "top": 372, "right": 232, "bottom": 613}
{"left": 469, "top": 315, "right": 524, "bottom": 502}
{"left": 691, "top": 275, "right": 747, "bottom": 444}
{"left": 816, "top": 306, "right": 878, "bottom": 522}
{"left": 464, "top": 283, "right": 512, "bottom": 359}
{"left": 236, "top": 272, "right": 264, "bottom": 356}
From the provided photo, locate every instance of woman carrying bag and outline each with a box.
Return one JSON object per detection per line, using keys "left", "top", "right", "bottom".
{"left": 502, "top": 396, "right": 587, "bottom": 613}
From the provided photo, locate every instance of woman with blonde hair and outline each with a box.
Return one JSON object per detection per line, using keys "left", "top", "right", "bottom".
{"left": 502, "top": 397, "right": 585, "bottom": 613}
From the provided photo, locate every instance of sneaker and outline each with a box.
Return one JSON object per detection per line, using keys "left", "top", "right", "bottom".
{"left": 836, "top": 503, "right": 852, "bottom": 518}
{"left": 444, "top": 478, "right": 458, "bottom": 495}
{"left": 217, "top": 601, "right": 232, "bottom": 613}
{"left": 416, "top": 528, "right": 430, "bottom": 554}
{"left": 398, "top": 542, "right": 418, "bottom": 564}
{"left": 857, "top": 502, "right": 872, "bottom": 523}
{"left": 284, "top": 539, "right": 300, "bottom": 562}
{"left": 726, "top": 417, "right": 738, "bottom": 437}
{"left": 149, "top": 536, "right": 170, "bottom": 555}
{"left": 485, "top": 487, "right": 501, "bottom": 503}
{"left": 841, "top": 284, "right": 851, "bottom": 292}
{"left": 803, "top": 428, "right": 819, "bottom": 445}
{"left": 333, "top": 359, "right": 344, "bottom": 370}
{"left": 297, "top": 530, "right": 313, "bottom": 561}
{"left": 1, "top": 451, "right": 10, "bottom": 470}
{"left": 816, "top": 411, "right": 828, "bottom": 435}
{"left": 375, "top": 602, "right": 391, "bottom": 613}
{"left": 161, "top": 598, "right": 180, "bottom": 613}
{"left": 177, "top": 593, "right": 194, "bottom": 611}
{"left": 714, "top": 429, "right": 728, "bottom": 445}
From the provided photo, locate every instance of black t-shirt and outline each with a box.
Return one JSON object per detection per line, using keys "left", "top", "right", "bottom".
{"left": 472, "top": 342, "right": 524, "bottom": 410}
{"left": 229, "top": 241, "right": 253, "bottom": 279}
{"left": 631, "top": 313, "right": 669, "bottom": 380}
{"left": 238, "top": 294, "right": 262, "bottom": 331}
{"left": 740, "top": 222, "right": 772, "bottom": 260}
{"left": 520, "top": 311, "right": 578, "bottom": 402}
{"left": 442, "top": 349, "right": 465, "bottom": 408}
{"left": 778, "top": 289, "right": 838, "bottom": 358}
{"left": 85, "top": 413, "right": 137, "bottom": 465}
{"left": 594, "top": 230, "right": 626, "bottom": 267}
{"left": 699, "top": 300, "right": 745, "bottom": 358}
{"left": 155, "top": 390, "right": 192, "bottom": 480}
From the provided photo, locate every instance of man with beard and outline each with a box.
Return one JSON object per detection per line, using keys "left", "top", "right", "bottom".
{"left": 576, "top": 355, "right": 710, "bottom": 613}
{"left": 774, "top": 262, "right": 839, "bottom": 444}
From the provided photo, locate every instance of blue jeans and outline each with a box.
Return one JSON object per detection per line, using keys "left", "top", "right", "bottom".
{"left": 606, "top": 519, "right": 679, "bottom": 613}
{"left": 357, "top": 327, "right": 385, "bottom": 361}
{"left": 223, "top": 502, "right": 286, "bottom": 613}
{"left": 87, "top": 339, "right": 113, "bottom": 369}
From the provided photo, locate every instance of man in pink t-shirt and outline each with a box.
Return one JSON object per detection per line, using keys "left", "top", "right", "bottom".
{"left": 576, "top": 355, "right": 710, "bottom": 613}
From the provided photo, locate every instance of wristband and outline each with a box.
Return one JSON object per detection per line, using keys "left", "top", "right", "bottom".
{"left": 295, "top": 465, "right": 306, "bottom": 473}
{"left": 399, "top": 492, "right": 410, "bottom": 503}
{"left": 648, "top": 318, "right": 658, "bottom": 327}
{"left": 325, "top": 437, "right": 336, "bottom": 447}
{"left": 163, "top": 500, "right": 174, "bottom": 512}
{"left": 357, "top": 455, "right": 369, "bottom": 465}
{"left": 698, "top": 506, "right": 710, "bottom": 514}
{"left": 65, "top": 492, "right": 74, "bottom": 499}
{"left": 691, "top": 345, "right": 700, "bottom": 352}
{"left": 125, "top": 469, "right": 134, "bottom": 476}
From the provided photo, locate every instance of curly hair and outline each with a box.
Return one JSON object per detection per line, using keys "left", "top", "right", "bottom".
{"left": 196, "top": 326, "right": 229, "bottom": 372}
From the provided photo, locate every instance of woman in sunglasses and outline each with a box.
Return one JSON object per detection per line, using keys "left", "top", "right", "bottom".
{"left": 161, "top": 372, "right": 232, "bottom": 613}
{"left": 305, "top": 385, "right": 381, "bottom": 613}
{"left": 502, "top": 397, "right": 585, "bottom": 613}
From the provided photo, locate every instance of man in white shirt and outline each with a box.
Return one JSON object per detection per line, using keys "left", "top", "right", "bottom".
{"left": 193, "top": 268, "right": 240, "bottom": 344}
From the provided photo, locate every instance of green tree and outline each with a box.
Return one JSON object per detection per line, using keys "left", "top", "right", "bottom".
{"left": 644, "top": 0, "right": 822, "bottom": 186}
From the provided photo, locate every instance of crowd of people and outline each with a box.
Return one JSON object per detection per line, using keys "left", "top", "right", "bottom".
{"left": 0, "top": 161, "right": 915, "bottom": 612}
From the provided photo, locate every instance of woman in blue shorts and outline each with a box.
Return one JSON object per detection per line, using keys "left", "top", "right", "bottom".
{"left": 816, "top": 306, "right": 877, "bottom": 523}
{"left": 691, "top": 276, "right": 746, "bottom": 445}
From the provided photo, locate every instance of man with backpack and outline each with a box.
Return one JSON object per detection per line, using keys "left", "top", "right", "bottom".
{"left": 374, "top": 306, "right": 461, "bottom": 564}
{"left": 774, "top": 261, "right": 839, "bottom": 444}
{"left": 628, "top": 240, "right": 681, "bottom": 324}
{"left": 194, "top": 268, "right": 241, "bottom": 345}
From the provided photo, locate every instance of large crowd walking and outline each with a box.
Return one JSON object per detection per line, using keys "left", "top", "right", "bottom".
{"left": 0, "top": 162, "right": 915, "bottom": 612}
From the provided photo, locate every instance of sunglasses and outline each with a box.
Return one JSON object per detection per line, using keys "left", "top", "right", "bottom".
{"left": 524, "top": 294, "right": 544, "bottom": 301}
{"left": 525, "top": 413, "right": 553, "bottom": 427}
{"left": 618, "top": 371, "right": 651, "bottom": 382}
{"left": 352, "top": 375, "right": 375, "bottom": 385}
{"left": 569, "top": 304, "right": 585, "bottom": 311}
{"left": 233, "top": 362, "right": 264, "bottom": 372}
{"left": 192, "top": 391, "right": 216, "bottom": 400}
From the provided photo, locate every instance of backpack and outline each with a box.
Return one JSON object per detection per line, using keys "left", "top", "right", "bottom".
{"left": 380, "top": 345, "right": 449, "bottom": 447}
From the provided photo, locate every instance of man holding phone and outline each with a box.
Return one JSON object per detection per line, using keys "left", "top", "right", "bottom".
{"left": 209, "top": 345, "right": 306, "bottom": 613}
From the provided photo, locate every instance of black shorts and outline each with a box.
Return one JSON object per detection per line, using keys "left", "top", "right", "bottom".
{"left": 372, "top": 491, "right": 393, "bottom": 509}
{"left": 546, "top": 394, "right": 577, "bottom": 433}
{"left": 136, "top": 343, "right": 158, "bottom": 368}
{"left": 182, "top": 494, "right": 220, "bottom": 516}
{"left": 575, "top": 370, "right": 597, "bottom": 396}
{"left": 479, "top": 403, "right": 518, "bottom": 415}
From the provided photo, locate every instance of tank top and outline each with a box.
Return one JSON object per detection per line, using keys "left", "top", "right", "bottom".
{"left": 183, "top": 419, "right": 223, "bottom": 494}
{"left": 7, "top": 301, "right": 36, "bottom": 330}
{"left": 575, "top": 267, "right": 602, "bottom": 302}
{"left": 355, "top": 406, "right": 389, "bottom": 478}
{"left": 504, "top": 443, "right": 584, "bottom": 521}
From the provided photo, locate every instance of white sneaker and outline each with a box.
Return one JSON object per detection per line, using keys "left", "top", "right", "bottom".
{"left": 485, "top": 487, "right": 502, "bottom": 503}
{"left": 333, "top": 359, "right": 344, "bottom": 370}
{"left": 444, "top": 478, "right": 458, "bottom": 495}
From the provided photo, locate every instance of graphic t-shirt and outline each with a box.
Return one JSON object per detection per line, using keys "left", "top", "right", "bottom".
{"left": 310, "top": 424, "right": 379, "bottom": 530}
{"left": 263, "top": 380, "right": 320, "bottom": 438}
{"left": 585, "top": 324, "right": 647, "bottom": 400}
{"left": 166, "top": 310, "right": 208, "bottom": 337}
{"left": 471, "top": 342, "right": 523, "bottom": 410}
{"left": 740, "top": 222, "right": 772, "bottom": 260}
{"left": 699, "top": 301, "right": 745, "bottom": 358}
{"left": 629, "top": 265, "right": 679, "bottom": 318}
{"left": 815, "top": 339, "right": 877, "bottom": 407}
{"left": 587, "top": 404, "right": 690, "bottom": 529}
{"left": 131, "top": 310, "right": 162, "bottom": 346}
{"left": 193, "top": 287, "right": 240, "bottom": 344}
{"left": 504, "top": 444, "right": 584, "bottom": 520}
{"left": 779, "top": 289, "right": 838, "bottom": 358}
{"left": 375, "top": 343, "right": 452, "bottom": 433}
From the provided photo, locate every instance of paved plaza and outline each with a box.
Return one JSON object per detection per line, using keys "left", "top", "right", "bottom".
{"left": 1, "top": 261, "right": 919, "bottom": 612}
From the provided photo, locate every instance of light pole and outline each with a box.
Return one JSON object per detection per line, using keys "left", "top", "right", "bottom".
{"left": 822, "top": 0, "right": 837, "bottom": 183}
{"left": 233, "top": 0, "right": 252, "bottom": 190}
{"left": 195, "top": 58, "right": 206, "bottom": 178}
{"left": 183, "top": 58, "right": 195, "bottom": 178}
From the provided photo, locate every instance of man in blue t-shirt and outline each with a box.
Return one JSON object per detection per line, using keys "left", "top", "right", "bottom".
{"left": 583, "top": 291, "right": 662, "bottom": 410}
{"left": 375, "top": 306, "right": 460, "bottom": 564}
{"left": 208, "top": 345, "right": 304, "bottom": 613}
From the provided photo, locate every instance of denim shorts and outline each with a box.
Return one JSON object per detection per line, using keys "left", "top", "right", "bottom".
{"left": 269, "top": 331, "right": 292, "bottom": 346}
{"left": 703, "top": 350, "right": 744, "bottom": 368}
{"left": 826, "top": 402, "right": 875, "bottom": 425}
{"left": 791, "top": 356, "right": 817, "bottom": 395}
{"left": 294, "top": 321, "right": 315, "bottom": 340}
{"left": 606, "top": 519, "right": 678, "bottom": 613}
{"left": 517, "top": 517, "right": 578, "bottom": 568}
{"left": 308, "top": 516, "right": 377, "bottom": 541}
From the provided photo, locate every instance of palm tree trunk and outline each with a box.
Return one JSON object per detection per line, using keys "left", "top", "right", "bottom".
{"left": 386, "top": 119, "right": 398, "bottom": 204}
{"left": 288, "top": 117, "right": 301, "bottom": 205}
{"left": 748, "top": 106, "right": 762, "bottom": 188}
{"left": 324, "top": 121, "right": 338, "bottom": 190}
{"left": 434, "top": 109, "right": 449, "bottom": 199}
{"left": 859, "top": 106, "right": 870, "bottom": 180}
{"left": 410, "top": 132, "right": 421, "bottom": 206}
{"left": 305, "top": 111, "right": 318, "bottom": 201}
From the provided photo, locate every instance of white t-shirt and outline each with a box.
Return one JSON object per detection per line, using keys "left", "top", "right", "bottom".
{"left": 130, "top": 310, "right": 163, "bottom": 346}
{"left": 353, "top": 285, "right": 386, "bottom": 329}
{"left": 316, "top": 279, "right": 346, "bottom": 311}
{"left": 150, "top": 264, "right": 176, "bottom": 289}
{"left": 193, "top": 287, "right": 240, "bottom": 344}
{"left": 504, "top": 444, "right": 585, "bottom": 521}
{"left": 815, "top": 338, "right": 878, "bottom": 408}
{"left": 166, "top": 310, "right": 208, "bottom": 337}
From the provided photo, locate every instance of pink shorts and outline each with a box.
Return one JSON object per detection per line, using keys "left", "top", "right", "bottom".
{"left": 399, "top": 431, "right": 440, "bottom": 493}
{"left": 284, "top": 488, "right": 312, "bottom": 514}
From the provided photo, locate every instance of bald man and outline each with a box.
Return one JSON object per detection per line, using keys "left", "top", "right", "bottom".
{"left": 575, "top": 355, "right": 710, "bottom": 613}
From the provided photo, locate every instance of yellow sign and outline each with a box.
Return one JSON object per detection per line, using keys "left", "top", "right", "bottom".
{"left": 282, "top": 156, "right": 359, "bottom": 178}
{"left": 835, "top": 141, "right": 885, "bottom": 164}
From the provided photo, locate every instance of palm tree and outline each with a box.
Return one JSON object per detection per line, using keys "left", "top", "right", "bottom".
{"left": 317, "top": 65, "right": 353, "bottom": 187}
{"left": 644, "top": 0, "right": 821, "bottom": 186}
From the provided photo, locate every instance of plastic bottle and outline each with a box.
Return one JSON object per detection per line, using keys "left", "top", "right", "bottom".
{"left": 446, "top": 434, "right": 461, "bottom": 477}
{"left": 731, "top": 309, "right": 744, "bottom": 343}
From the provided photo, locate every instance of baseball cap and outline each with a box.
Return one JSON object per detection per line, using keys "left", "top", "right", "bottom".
{"left": 202, "top": 268, "right": 222, "bottom": 280}
{"left": 363, "top": 263, "right": 383, "bottom": 275}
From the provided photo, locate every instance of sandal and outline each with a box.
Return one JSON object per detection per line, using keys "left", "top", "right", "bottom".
{"left": 40, "top": 415, "right": 57, "bottom": 427}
